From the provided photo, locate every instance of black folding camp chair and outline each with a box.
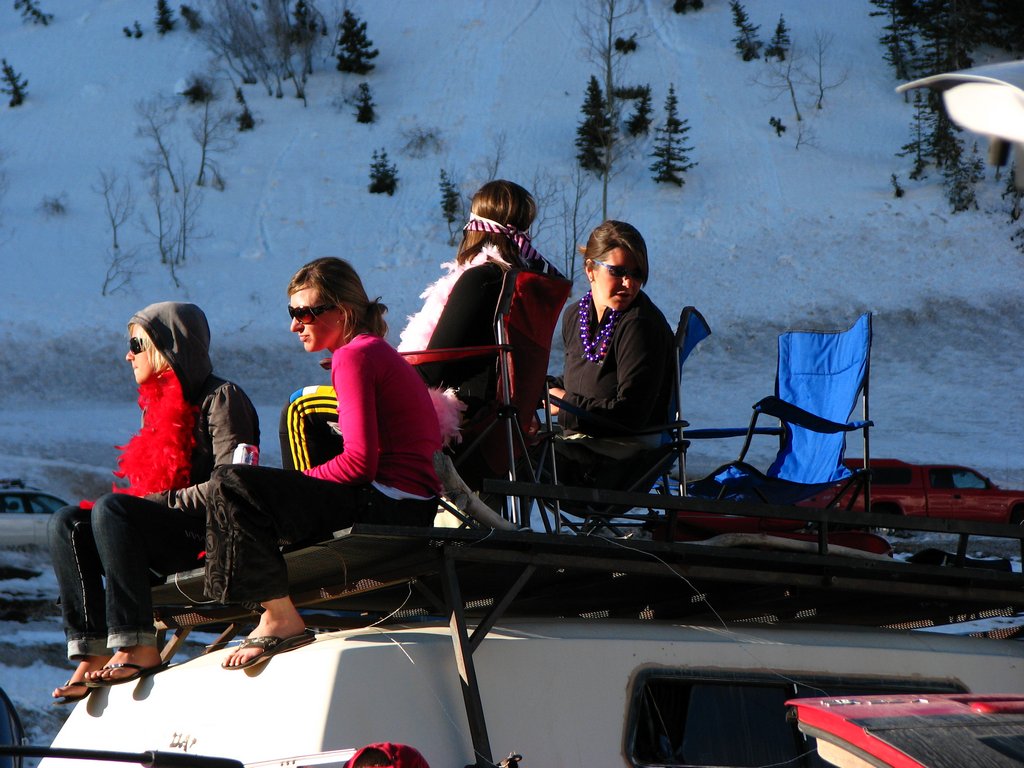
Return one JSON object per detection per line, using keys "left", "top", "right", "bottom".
{"left": 528, "top": 306, "right": 713, "bottom": 534}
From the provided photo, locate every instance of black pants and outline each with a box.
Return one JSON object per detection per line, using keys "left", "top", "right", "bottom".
{"left": 204, "top": 465, "right": 436, "bottom": 604}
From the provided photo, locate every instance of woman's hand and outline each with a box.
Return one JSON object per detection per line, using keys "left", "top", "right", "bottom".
{"left": 546, "top": 386, "right": 566, "bottom": 416}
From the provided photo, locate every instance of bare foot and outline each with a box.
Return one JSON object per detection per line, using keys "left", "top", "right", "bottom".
{"left": 222, "top": 598, "right": 307, "bottom": 669}
{"left": 53, "top": 655, "right": 111, "bottom": 701}
{"left": 85, "top": 645, "right": 163, "bottom": 684}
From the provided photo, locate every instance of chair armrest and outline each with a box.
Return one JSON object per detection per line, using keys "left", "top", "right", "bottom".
{"left": 400, "top": 345, "right": 503, "bottom": 366}
{"left": 754, "top": 396, "right": 873, "bottom": 434}
{"left": 547, "top": 394, "right": 688, "bottom": 438}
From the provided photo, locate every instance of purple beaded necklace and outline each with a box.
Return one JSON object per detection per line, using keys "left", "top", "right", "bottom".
{"left": 578, "top": 291, "right": 621, "bottom": 363}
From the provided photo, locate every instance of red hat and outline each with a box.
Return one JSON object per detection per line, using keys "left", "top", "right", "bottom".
{"left": 345, "top": 743, "right": 430, "bottom": 768}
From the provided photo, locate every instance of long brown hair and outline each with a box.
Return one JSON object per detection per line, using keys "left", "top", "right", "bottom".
{"left": 456, "top": 179, "right": 536, "bottom": 267}
{"left": 580, "top": 220, "right": 650, "bottom": 286}
{"left": 288, "top": 257, "right": 388, "bottom": 341}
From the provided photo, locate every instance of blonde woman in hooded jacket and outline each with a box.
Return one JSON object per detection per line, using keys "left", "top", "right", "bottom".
{"left": 49, "top": 302, "right": 259, "bottom": 703}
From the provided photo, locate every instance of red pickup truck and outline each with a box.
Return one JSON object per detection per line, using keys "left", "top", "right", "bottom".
{"left": 840, "top": 459, "right": 1024, "bottom": 525}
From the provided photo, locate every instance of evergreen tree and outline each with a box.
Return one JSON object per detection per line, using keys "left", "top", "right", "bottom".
{"left": 368, "top": 148, "right": 397, "bottom": 195}
{"left": 439, "top": 169, "right": 462, "bottom": 245}
{"left": 614, "top": 35, "right": 637, "bottom": 54}
{"left": 355, "top": 82, "right": 375, "bottom": 123}
{"left": 729, "top": 1, "right": 762, "bottom": 61}
{"left": 673, "top": 0, "right": 704, "bottom": 13}
{"left": 869, "top": 0, "right": 919, "bottom": 82}
{"left": 14, "top": 0, "right": 52, "bottom": 26}
{"left": 155, "top": 0, "right": 175, "bottom": 35}
{"left": 897, "top": 90, "right": 930, "bottom": 180}
{"left": 764, "top": 15, "right": 790, "bottom": 61}
{"left": 179, "top": 5, "right": 203, "bottom": 32}
{"left": 235, "top": 87, "right": 254, "bottom": 131}
{"left": 943, "top": 140, "right": 983, "bottom": 213}
{"left": 575, "top": 75, "right": 612, "bottom": 175}
{"left": 625, "top": 85, "right": 652, "bottom": 137}
{"left": 649, "top": 84, "right": 696, "bottom": 187}
{"left": 1, "top": 60, "right": 28, "bottom": 108}
{"left": 336, "top": 10, "right": 379, "bottom": 75}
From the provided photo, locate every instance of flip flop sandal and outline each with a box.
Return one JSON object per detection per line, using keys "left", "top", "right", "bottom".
{"left": 85, "top": 661, "right": 170, "bottom": 688}
{"left": 52, "top": 681, "right": 91, "bottom": 706}
{"left": 223, "top": 629, "right": 316, "bottom": 670}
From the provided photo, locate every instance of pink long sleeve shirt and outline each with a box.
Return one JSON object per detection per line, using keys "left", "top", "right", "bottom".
{"left": 303, "top": 334, "right": 441, "bottom": 498}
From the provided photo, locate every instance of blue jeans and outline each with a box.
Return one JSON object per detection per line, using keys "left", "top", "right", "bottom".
{"left": 48, "top": 493, "right": 205, "bottom": 659}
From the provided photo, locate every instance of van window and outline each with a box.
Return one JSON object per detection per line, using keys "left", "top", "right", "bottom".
{"left": 871, "top": 466, "right": 912, "bottom": 485}
{"left": 626, "top": 671, "right": 963, "bottom": 768}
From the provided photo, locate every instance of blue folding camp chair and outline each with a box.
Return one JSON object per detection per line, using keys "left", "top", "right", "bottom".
{"left": 687, "top": 313, "right": 873, "bottom": 509}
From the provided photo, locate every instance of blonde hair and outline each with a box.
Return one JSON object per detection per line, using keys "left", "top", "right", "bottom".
{"left": 287, "top": 257, "right": 388, "bottom": 341}
{"left": 128, "top": 324, "right": 171, "bottom": 374}
{"left": 456, "top": 179, "right": 536, "bottom": 267}
{"left": 580, "top": 220, "right": 650, "bottom": 286}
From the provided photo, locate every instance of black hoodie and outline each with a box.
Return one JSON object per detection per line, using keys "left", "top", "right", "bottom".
{"left": 130, "top": 302, "right": 260, "bottom": 516}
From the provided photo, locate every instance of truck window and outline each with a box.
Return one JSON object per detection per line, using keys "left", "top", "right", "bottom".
{"left": 929, "top": 469, "right": 955, "bottom": 489}
{"left": 626, "top": 672, "right": 963, "bottom": 768}
{"left": 871, "top": 466, "right": 912, "bottom": 485}
{"left": 950, "top": 469, "right": 987, "bottom": 490}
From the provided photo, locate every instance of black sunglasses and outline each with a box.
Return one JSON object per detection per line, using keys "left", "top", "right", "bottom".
{"left": 288, "top": 304, "right": 334, "bottom": 324}
{"left": 128, "top": 337, "right": 148, "bottom": 355}
{"left": 592, "top": 260, "right": 644, "bottom": 281}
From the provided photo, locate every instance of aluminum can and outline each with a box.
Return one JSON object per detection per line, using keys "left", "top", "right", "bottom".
{"left": 232, "top": 443, "right": 260, "bottom": 466}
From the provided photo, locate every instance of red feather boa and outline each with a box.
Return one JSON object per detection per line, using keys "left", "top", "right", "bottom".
{"left": 113, "top": 372, "right": 198, "bottom": 496}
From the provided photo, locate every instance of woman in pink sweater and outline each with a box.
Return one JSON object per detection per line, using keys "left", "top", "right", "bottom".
{"left": 204, "top": 258, "right": 441, "bottom": 670}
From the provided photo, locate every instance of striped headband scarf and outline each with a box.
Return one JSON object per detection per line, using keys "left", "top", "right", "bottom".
{"left": 463, "top": 213, "right": 552, "bottom": 273}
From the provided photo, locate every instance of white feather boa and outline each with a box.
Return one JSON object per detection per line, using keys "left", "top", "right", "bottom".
{"left": 398, "top": 246, "right": 507, "bottom": 447}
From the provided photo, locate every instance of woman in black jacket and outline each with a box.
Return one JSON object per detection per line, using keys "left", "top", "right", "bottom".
{"left": 547, "top": 221, "right": 674, "bottom": 486}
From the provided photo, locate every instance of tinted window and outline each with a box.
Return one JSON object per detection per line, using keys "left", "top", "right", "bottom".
{"left": 951, "top": 470, "right": 987, "bottom": 490}
{"left": 627, "top": 673, "right": 963, "bottom": 768}
{"left": 872, "top": 467, "right": 912, "bottom": 485}
{"left": 29, "top": 494, "right": 65, "bottom": 514}
{"left": 0, "top": 495, "right": 26, "bottom": 514}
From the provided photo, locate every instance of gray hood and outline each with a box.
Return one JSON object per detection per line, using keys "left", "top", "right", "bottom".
{"left": 129, "top": 301, "right": 213, "bottom": 404}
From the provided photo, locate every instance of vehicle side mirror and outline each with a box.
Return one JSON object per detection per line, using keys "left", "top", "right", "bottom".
{"left": 0, "top": 686, "right": 24, "bottom": 768}
{"left": 898, "top": 60, "right": 1024, "bottom": 190}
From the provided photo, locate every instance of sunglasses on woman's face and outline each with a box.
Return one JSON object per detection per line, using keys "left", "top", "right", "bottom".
{"left": 592, "top": 260, "right": 643, "bottom": 281}
{"left": 288, "top": 304, "right": 334, "bottom": 324}
{"left": 128, "top": 337, "right": 148, "bottom": 355}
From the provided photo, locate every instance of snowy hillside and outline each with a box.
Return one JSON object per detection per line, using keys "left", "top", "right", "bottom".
{"left": 0, "top": 0, "right": 1021, "bottom": 500}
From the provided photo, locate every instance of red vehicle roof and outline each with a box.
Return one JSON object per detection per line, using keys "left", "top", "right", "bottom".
{"left": 787, "top": 694, "right": 1024, "bottom": 767}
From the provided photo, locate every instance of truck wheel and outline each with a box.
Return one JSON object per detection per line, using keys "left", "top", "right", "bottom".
{"left": 1011, "top": 507, "right": 1024, "bottom": 526}
{"left": 872, "top": 503, "right": 902, "bottom": 535}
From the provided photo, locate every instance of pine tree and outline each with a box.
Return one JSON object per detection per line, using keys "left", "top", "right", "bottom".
{"left": 1, "top": 60, "right": 28, "bottom": 108}
{"left": 575, "top": 75, "right": 612, "bottom": 174}
{"left": 368, "top": 148, "right": 397, "bottom": 195}
{"left": 155, "top": 0, "right": 175, "bottom": 35}
{"left": 625, "top": 85, "right": 652, "bottom": 137}
{"left": 439, "top": 169, "right": 462, "bottom": 245}
{"left": 764, "top": 15, "right": 790, "bottom": 61}
{"left": 943, "top": 139, "right": 983, "bottom": 212}
{"left": 179, "top": 5, "right": 203, "bottom": 32}
{"left": 650, "top": 84, "right": 696, "bottom": 187}
{"left": 336, "top": 10, "right": 379, "bottom": 75}
{"left": 673, "top": 0, "right": 705, "bottom": 13}
{"left": 869, "top": 0, "right": 919, "bottom": 82}
{"left": 355, "top": 82, "right": 376, "bottom": 123}
{"left": 235, "top": 87, "right": 254, "bottom": 131}
{"left": 14, "top": 0, "right": 52, "bottom": 26}
{"left": 729, "top": 1, "right": 762, "bottom": 61}
{"left": 897, "top": 90, "right": 930, "bottom": 180}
